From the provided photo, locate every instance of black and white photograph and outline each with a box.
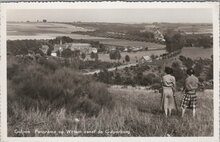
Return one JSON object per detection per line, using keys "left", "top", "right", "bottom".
{"left": 0, "top": 2, "right": 219, "bottom": 141}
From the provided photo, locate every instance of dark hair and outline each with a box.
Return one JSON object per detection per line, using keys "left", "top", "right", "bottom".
{"left": 165, "top": 67, "right": 173, "bottom": 74}
{"left": 186, "top": 68, "right": 195, "bottom": 75}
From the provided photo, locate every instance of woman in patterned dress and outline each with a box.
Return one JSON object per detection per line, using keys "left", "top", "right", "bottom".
{"left": 181, "top": 68, "right": 199, "bottom": 117}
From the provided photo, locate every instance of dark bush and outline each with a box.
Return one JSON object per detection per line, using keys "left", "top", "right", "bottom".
{"left": 151, "top": 83, "right": 161, "bottom": 90}
{"left": 7, "top": 56, "right": 20, "bottom": 80}
{"left": 8, "top": 59, "right": 114, "bottom": 116}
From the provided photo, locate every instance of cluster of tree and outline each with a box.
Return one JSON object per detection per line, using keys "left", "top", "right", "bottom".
{"left": 95, "top": 69, "right": 160, "bottom": 88}
{"left": 171, "top": 61, "right": 186, "bottom": 89}
{"left": 61, "top": 48, "right": 79, "bottom": 58}
{"left": 160, "top": 50, "right": 181, "bottom": 60}
{"left": 79, "top": 60, "right": 121, "bottom": 70}
{"left": 109, "top": 50, "right": 121, "bottom": 61}
{"left": 7, "top": 40, "right": 50, "bottom": 55}
{"left": 94, "top": 63, "right": 161, "bottom": 88}
{"left": 150, "top": 54, "right": 158, "bottom": 60}
{"left": 134, "top": 72, "right": 161, "bottom": 86}
{"left": 90, "top": 52, "right": 99, "bottom": 61}
{"left": 179, "top": 55, "right": 194, "bottom": 69}
{"left": 125, "top": 55, "right": 130, "bottom": 63}
{"left": 207, "top": 64, "right": 213, "bottom": 80}
{"left": 164, "top": 30, "right": 185, "bottom": 53}
{"left": 184, "top": 34, "right": 213, "bottom": 48}
{"left": 60, "top": 48, "right": 81, "bottom": 67}
{"left": 173, "top": 55, "right": 213, "bottom": 89}
{"left": 179, "top": 55, "right": 213, "bottom": 77}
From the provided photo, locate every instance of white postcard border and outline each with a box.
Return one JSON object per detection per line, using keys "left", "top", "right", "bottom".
{"left": 0, "top": 2, "right": 219, "bottom": 142}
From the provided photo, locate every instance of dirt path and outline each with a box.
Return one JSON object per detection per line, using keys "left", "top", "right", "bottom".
{"left": 83, "top": 63, "right": 138, "bottom": 75}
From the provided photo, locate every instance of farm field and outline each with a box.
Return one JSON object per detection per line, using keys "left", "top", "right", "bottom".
{"left": 7, "top": 22, "right": 165, "bottom": 51}
{"left": 93, "top": 38, "right": 165, "bottom": 49}
{"left": 7, "top": 22, "right": 94, "bottom": 35}
{"left": 179, "top": 47, "right": 213, "bottom": 59}
{"left": 8, "top": 86, "right": 213, "bottom": 137}
{"left": 7, "top": 22, "right": 108, "bottom": 40}
{"left": 175, "top": 24, "right": 212, "bottom": 35}
{"left": 7, "top": 33, "right": 109, "bottom": 41}
{"left": 157, "top": 23, "right": 212, "bottom": 35}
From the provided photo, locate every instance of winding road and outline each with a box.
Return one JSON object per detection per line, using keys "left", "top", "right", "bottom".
{"left": 83, "top": 63, "right": 138, "bottom": 75}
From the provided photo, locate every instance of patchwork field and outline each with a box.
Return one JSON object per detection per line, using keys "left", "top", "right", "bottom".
{"left": 7, "top": 22, "right": 94, "bottom": 35}
{"left": 179, "top": 47, "right": 213, "bottom": 59}
{"left": 157, "top": 23, "right": 212, "bottom": 35}
{"left": 7, "top": 22, "right": 165, "bottom": 51}
{"left": 94, "top": 38, "right": 165, "bottom": 49}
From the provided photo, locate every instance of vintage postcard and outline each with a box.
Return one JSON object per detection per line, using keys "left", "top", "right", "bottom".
{"left": 0, "top": 2, "right": 219, "bottom": 142}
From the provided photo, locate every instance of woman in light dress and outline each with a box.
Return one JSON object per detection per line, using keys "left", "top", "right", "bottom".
{"left": 161, "top": 67, "right": 177, "bottom": 116}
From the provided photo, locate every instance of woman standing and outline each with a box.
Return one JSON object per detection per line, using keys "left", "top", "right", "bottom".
{"left": 161, "top": 67, "right": 177, "bottom": 116}
{"left": 181, "top": 68, "right": 199, "bottom": 117}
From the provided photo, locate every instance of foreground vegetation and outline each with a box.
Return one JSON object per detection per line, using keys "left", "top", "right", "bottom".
{"left": 7, "top": 55, "right": 114, "bottom": 133}
{"left": 8, "top": 86, "right": 213, "bottom": 137}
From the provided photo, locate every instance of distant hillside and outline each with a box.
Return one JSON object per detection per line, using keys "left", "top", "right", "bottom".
{"left": 7, "top": 22, "right": 94, "bottom": 36}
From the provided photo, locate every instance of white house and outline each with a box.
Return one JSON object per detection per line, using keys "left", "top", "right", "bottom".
{"left": 52, "top": 41, "right": 94, "bottom": 56}
{"left": 91, "top": 48, "right": 98, "bottom": 53}
{"left": 123, "top": 47, "right": 128, "bottom": 52}
{"left": 139, "top": 56, "right": 152, "bottom": 64}
{"left": 51, "top": 52, "right": 57, "bottom": 57}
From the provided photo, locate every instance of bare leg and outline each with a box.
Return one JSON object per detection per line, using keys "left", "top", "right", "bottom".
{"left": 160, "top": 93, "right": 163, "bottom": 110}
{"left": 165, "top": 108, "right": 168, "bottom": 117}
{"left": 169, "top": 109, "right": 172, "bottom": 116}
{"left": 181, "top": 108, "right": 186, "bottom": 117}
{"left": 193, "top": 108, "right": 196, "bottom": 117}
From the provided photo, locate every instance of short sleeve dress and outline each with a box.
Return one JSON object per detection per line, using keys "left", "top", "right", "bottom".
{"left": 181, "top": 75, "right": 199, "bottom": 109}
{"left": 161, "top": 74, "right": 176, "bottom": 111}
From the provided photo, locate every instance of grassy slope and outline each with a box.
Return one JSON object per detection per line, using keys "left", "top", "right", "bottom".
{"left": 8, "top": 88, "right": 213, "bottom": 137}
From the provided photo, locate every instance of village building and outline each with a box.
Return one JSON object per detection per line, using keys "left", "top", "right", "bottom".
{"left": 140, "top": 24, "right": 165, "bottom": 42}
{"left": 139, "top": 55, "right": 152, "bottom": 64}
{"left": 154, "top": 30, "right": 165, "bottom": 42}
{"left": 51, "top": 52, "right": 57, "bottom": 57}
{"left": 91, "top": 48, "right": 98, "bottom": 53}
{"left": 123, "top": 47, "right": 128, "bottom": 52}
{"left": 51, "top": 40, "right": 96, "bottom": 56}
{"left": 51, "top": 44, "right": 63, "bottom": 57}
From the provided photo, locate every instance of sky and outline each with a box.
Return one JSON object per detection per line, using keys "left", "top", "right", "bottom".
{"left": 7, "top": 9, "right": 212, "bottom": 23}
